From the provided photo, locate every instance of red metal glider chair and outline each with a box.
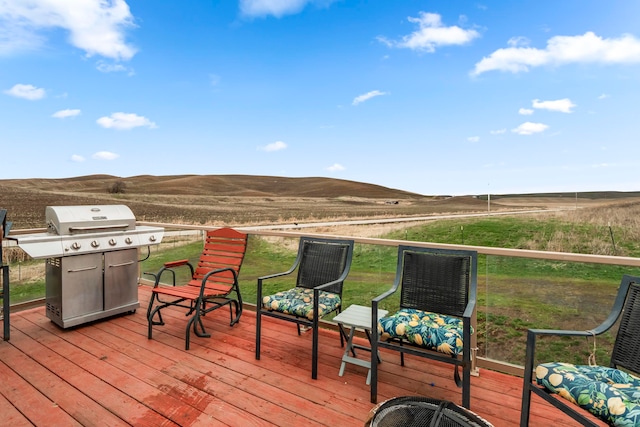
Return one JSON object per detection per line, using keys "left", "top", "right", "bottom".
{"left": 147, "top": 227, "right": 248, "bottom": 350}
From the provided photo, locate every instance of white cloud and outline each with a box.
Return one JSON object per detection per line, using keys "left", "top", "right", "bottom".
{"left": 96, "top": 61, "right": 132, "bottom": 74}
{"left": 4, "top": 83, "right": 45, "bottom": 100}
{"left": 467, "top": 136, "right": 480, "bottom": 143}
{"left": 71, "top": 154, "right": 85, "bottom": 162}
{"left": 490, "top": 129, "right": 506, "bottom": 135}
{"left": 0, "top": 0, "right": 137, "bottom": 61}
{"left": 532, "top": 98, "right": 575, "bottom": 113}
{"left": 327, "top": 163, "right": 345, "bottom": 172}
{"left": 598, "top": 93, "right": 610, "bottom": 100}
{"left": 96, "top": 112, "right": 157, "bottom": 130}
{"left": 260, "top": 141, "right": 287, "bottom": 152}
{"left": 519, "top": 108, "right": 534, "bottom": 115}
{"left": 378, "top": 12, "right": 480, "bottom": 52}
{"left": 92, "top": 151, "right": 119, "bottom": 160}
{"left": 352, "top": 90, "right": 387, "bottom": 106}
{"left": 512, "top": 122, "right": 549, "bottom": 135}
{"left": 472, "top": 31, "right": 640, "bottom": 76}
{"left": 52, "top": 109, "right": 81, "bottom": 119}
{"left": 239, "top": 0, "right": 336, "bottom": 18}
{"left": 507, "top": 36, "right": 530, "bottom": 48}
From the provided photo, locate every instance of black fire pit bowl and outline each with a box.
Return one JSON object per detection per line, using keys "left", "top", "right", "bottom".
{"left": 365, "top": 396, "right": 493, "bottom": 427}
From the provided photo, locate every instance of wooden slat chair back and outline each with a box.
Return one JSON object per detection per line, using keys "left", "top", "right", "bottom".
{"left": 147, "top": 227, "right": 248, "bottom": 350}
{"left": 371, "top": 245, "right": 478, "bottom": 409}
{"left": 255, "top": 236, "right": 354, "bottom": 379}
{"left": 521, "top": 274, "right": 640, "bottom": 426}
{"left": 192, "top": 229, "right": 247, "bottom": 297}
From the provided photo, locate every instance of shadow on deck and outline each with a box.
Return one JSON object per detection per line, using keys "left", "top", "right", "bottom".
{"left": 0, "top": 285, "right": 604, "bottom": 426}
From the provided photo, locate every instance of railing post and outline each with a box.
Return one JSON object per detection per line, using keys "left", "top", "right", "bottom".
{"left": 471, "top": 303, "right": 479, "bottom": 376}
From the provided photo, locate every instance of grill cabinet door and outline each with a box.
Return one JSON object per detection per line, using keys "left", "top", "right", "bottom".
{"left": 104, "top": 248, "right": 139, "bottom": 310}
{"left": 48, "top": 253, "right": 103, "bottom": 326}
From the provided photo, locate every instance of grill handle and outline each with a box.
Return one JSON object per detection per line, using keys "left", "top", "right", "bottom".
{"left": 109, "top": 261, "right": 136, "bottom": 268}
{"left": 67, "top": 266, "right": 99, "bottom": 273}
{"left": 68, "top": 223, "right": 131, "bottom": 233}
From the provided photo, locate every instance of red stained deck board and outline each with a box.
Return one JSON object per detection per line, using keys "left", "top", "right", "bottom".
{"left": 72, "top": 318, "right": 341, "bottom": 426}
{"left": 141, "top": 310, "right": 380, "bottom": 423}
{"left": 9, "top": 315, "right": 180, "bottom": 427}
{"left": 0, "top": 331, "right": 126, "bottom": 426}
{"left": 16, "top": 312, "right": 224, "bottom": 427}
{"left": 0, "top": 284, "right": 606, "bottom": 427}
{"left": 0, "top": 354, "right": 84, "bottom": 427}
{"left": 140, "top": 287, "right": 592, "bottom": 427}
{"left": 0, "top": 393, "right": 33, "bottom": 427}
{"left": 128, "top": 311, "right": 365, "bottom": 425}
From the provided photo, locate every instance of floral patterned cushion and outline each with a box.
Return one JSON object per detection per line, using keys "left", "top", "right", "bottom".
{"left": 536, "top": 362, "right": 640, "bottom": 426}
{"left": 377, "top": 308, "right": 471, "bottom": 356}
{"left": 262, "top": 287, "right": 341, "bottom": 320}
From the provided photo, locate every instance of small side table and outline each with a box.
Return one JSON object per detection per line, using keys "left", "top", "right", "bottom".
{"left": 334, "top": 304, "right": 388, "bottom": 385}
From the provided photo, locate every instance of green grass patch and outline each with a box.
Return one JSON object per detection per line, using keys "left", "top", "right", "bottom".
{"left": 9, "top": 214, "right": 639, "bottom": 367}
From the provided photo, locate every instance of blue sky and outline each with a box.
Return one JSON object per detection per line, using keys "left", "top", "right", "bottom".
{"left": 2, "top": 1, "right": 640, "bottom": 196}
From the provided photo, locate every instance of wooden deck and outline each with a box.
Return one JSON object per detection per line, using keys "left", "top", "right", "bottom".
{"left": 0, "top": 285, "right": 604, "bottom": 427}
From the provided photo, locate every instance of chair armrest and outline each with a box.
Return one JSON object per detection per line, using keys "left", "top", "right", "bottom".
{"left": 164, "top": 259, "right": 190, "bottom": 268}
{"left": 313, "top": 277, "right": 344, "bottom": 292}
{"left": 462, "top": 297, "right": 476, "bottom": 320}
{"left": 528, "top": 328, "right": 599, "bottom": 338}
{"left": 372, "top": 286, "right": 398, "bottom": 304}
{"left": 151, "top": 260, "right": 195, "bottom": 287}
{"left": 258, "top": 269, "right": 294, "bottom": 282}
{"left": 257, "top": 270, "right": 296, "bottom": 309}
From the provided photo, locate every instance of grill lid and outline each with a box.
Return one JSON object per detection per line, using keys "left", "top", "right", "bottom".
{"left": 47, "top": 205, "right": 136, "bottom": 235}
{"left": 12, "top": 205, "right": 164, "bottom": 259}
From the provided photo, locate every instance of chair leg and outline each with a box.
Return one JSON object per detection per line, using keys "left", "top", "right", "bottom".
{"left": 255, "top": 309, "right": 262, "bottom": 360}
{"left": 234, "top": 285, "right": 243, "bottom": 325}
{"left": 185, "top": 318, "right": 192, "bottom": 350}
{"left": 146, "top": 291, "right": 156, "bottom": 325}
{"left": 312, "top": 320, "right": 318, "bottom": 379}
{"left": 365, "top": 329, "right": 381, "bottom": 362}
{"left": 371, "top": 333, "right": 378, "bottom": 404}
{"left": 520, "top": 332, "right": 536, "bottom": 426}
{"left": 147, "top": 294, "right": 165, "bottom": 340}
{"left": 185, "top": 300, "right": 211, "bottom": 350}
{"left": 229, "top": 300, "right": 238, "bottom": 326}
{"left": 462, "top": 365, "right": 471, "bottom": 409}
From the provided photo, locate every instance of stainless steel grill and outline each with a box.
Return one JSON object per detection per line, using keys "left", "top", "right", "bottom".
{"left": 13, "top": 205, "right": 164, "bottom": 328}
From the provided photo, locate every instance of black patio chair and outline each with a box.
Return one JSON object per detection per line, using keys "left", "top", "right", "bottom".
{"left": 371, "top": 245, "right": 478, "bottom": 409}
{"left": 520, "top": 274, "right": 640, "bottom": 426}
{"left": 255, "top": 236, "right": 354, "bottom": 379}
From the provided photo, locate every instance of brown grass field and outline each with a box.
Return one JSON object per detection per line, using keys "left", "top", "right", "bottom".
{"left": 3, "top": 174, "right": 638, "bottom": 230}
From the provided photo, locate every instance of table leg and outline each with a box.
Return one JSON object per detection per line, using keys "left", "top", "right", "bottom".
{"left": 338, "top": 325, "right": 357, "bottom": 377}
{"left": 365, "top": 329, "right": 383, "bottom": 363}
{"left": 338, "top": 322, "right": 357, "bottom": 357}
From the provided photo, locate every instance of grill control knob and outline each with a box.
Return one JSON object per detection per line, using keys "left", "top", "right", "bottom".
{"left": 91, "top": 240, "right": 100, "bottom": 248}
{"left": 149, "top": 235, "right": 157, "bottom": 242}
{"left": 109, "top": 238, "right": 117, "bottom": 246}
{"left": 71, "top": 242, "right": 81, "bottom": 250}
{"left": 125, "top": 237, "right": 133, "bottom": 244}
